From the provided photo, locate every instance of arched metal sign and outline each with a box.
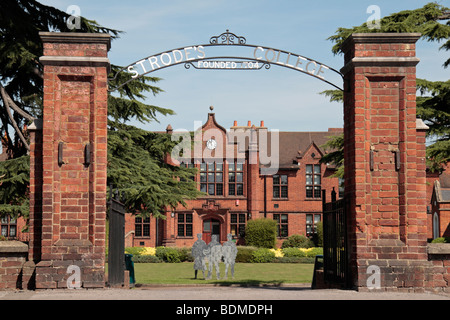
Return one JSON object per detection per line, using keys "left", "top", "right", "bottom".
{"left": 108, "top": 30, "right": 343, "bottom": 92}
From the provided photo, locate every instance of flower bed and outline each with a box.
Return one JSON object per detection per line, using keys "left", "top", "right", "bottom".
{"left": 125, "top": 246, "right": 323, "bottom": 263}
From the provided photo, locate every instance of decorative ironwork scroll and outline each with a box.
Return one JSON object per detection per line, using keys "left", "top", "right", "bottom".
{"left": 209, "top": 29, "right": 246, "bottom": 45}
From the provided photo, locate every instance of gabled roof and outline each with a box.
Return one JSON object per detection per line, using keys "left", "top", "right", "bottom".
{"left": 434, "top": 172, "right": 450, "bottom": 203}
{"left": 202, "top": 107, "right": 227, "bottom": 134}
{"left": 258, "top": 130, "right": 343, "bottom": 169}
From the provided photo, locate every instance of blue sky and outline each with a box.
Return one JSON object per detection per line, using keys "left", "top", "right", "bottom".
{"left": 41, "top": 0, "right": 449, "bottom": 132}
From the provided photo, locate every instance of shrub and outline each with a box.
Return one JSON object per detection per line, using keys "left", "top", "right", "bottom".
{"left": 125, "top": 247, "right": 146, "bottom": 256}
{"left": 125, "top": 247, "right": 192, "bottom": 262}
{"left": 269, "top": 248, "right": 284, "bottom": 257}
{"left": 312, "top": 222, "right": 323, "bottom": 247}
{"left": 281, "top": 234, "right": 314, "bottom": 249}
{"left": 132, "top": 255, "right": 162, "bottom": 263}
{"left": 250, "top": 248, "right": 275, "bottom": 263}
{"left": 274, "top": 256, "right": 315, "bottom": 264}
{"left": 282, "top": 247, "right": 306, "bottom": 258}
{"left": 236, "top": 246, "right": 258, "bottom": 263}
{"left": 431, "top": 237, "right": 450, "bottom": 243}
{"left": 245, "top": 218, "right": 277, "bottom": 248}
{"left": 141, "top": 247, "right": 157, "bottom": 256}
{"left": 176, "top": 247, "right": 193, "bottom": 262}
{"left": 156, "top": 246, "right": 181, "bottom": 263}
{"left": 305, "top": 247, "right": 323, "bottom": 257}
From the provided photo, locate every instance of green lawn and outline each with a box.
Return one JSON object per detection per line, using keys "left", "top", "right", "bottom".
{"left": 132, "top": 263, "right": 314, "bottom": 286}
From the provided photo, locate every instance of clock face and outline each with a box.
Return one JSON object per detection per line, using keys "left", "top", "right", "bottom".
{"left": 206, "top": 139, "right": 217, "bottom": 150}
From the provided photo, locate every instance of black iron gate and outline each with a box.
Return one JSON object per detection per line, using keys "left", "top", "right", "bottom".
{"left": 322, "top": 188, "right": 350, "bottom": 288}
{"left": 108, "top": 189, "right": 125, "bottom": 287}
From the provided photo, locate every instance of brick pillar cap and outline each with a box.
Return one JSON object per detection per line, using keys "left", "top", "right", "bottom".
{"left": 0, "top": 241, "right": 28, "bottom": 253}
{"left": 28, "top": 118, "right": 43, "bottom": 131}
{"left": 340, "top": 32, "right": 421, "bottom": 53}
{"left": 39, "top": 32, "right": 111, "bottom": 51}
{"left": 416, "top": 118, "right": 429, "bottom": 130}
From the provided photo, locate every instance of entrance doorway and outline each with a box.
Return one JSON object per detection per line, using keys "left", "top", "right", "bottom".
{"left": 203, "top": 218, "right": 220, "bottom": 243}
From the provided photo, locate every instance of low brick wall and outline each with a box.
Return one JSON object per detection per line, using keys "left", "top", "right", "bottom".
{"left": 427, "top": 243, "right": 450, "bottom": 294}
{"left": 0, "top": 241, "right": 31, "bottom": 290}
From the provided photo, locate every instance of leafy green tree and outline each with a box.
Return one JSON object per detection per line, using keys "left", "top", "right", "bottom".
{"left": 0, "top": 155, "right": 30, "bottom": 218}
{"left": 320, "top": 2, "right": 450, "bottom": 173}
{"left": 416, "top": 78, "right": 450, "bottom": 171}
{"left": 320, "top": 132, "right": 344, "bottom": 178}
{"left": 0, "top": 0, "right": 201, "bottom": 221}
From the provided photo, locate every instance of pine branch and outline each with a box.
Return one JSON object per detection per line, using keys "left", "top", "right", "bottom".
{"left": 0, "top": 86, "right": 30, "bottom": 151}
{"left": 1, "top": 86, "right": 35, "bottom": 121}
{"left": 319, "top": 89, "right": 343, "bottom": 103}
{"left": 329, "top": 3, "right": 450, "bottom": 56}
{"left": 437, "top": 11, "right": 450, "bottom": 20}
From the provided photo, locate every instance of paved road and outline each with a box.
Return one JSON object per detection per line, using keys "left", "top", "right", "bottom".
{"left": 1, "top": 285, "right": 449, "bottom": 300}
{"left": 2, "top": 285, "right": 448, "bottom": 319}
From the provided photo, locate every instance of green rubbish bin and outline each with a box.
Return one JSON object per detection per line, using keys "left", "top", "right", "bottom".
{"left": 124, "top": 254, "right": 135, "bottom": 284}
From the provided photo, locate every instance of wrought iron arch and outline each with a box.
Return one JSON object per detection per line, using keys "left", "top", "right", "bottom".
{"left": 108, "top": 30, "right": 344, "bottom": 92}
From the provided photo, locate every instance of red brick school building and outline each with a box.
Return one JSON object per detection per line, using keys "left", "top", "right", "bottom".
{"left": 124, "top": 110, "right": 343, "bottom": 248}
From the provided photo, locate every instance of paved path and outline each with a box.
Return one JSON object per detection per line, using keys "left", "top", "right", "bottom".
{"left": 1, "top": 285, "right": 449, "bottom": 300}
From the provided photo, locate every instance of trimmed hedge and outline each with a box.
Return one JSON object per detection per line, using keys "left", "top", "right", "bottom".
{"left": 125, "top": 246, "right": 193, "bottom": 263}
{"left": 125, "top": 246, "right": 146, "bottom": 256}
{"left": 123, "top": 245, "right": 322, "bottom": 263}
{"left": 282, "top": 247, "right": 307, "bottom": 257}
{"left": 250, "top": 248, "right": 276, "bottom": 263}
{"left": 236, "top": 246, "right": 258, "bottom": 263}
{"left": 281, "top": 234, "right": 314, "bottom": 249}
{"left": 304, "top": 247, "right": 323, "bottom": 257}
{"left": 245, "top": 218, "right": 277, "bottom": 248}
{"left": 132, "top": 255, "right": 162, "bottom": 263}
{"left": 275, "top": 256, "right": 315, "bottom": 263}
{"left": 155, "top": 247, "right": 194, "bottom": 263}
{"left": 236, "top": 246, "right": 322, "bottom": 263}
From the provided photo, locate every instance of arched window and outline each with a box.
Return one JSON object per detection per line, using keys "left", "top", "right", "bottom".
{"left": 433, "top": 212, "right": 440, "bottom": 239}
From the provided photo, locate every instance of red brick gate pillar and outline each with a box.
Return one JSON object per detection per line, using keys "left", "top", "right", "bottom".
{"left": 341, "top": 33, "right": 432, "bottom": 290}
{"left": 31, "top": 32, "right": 110, "bottom": 288}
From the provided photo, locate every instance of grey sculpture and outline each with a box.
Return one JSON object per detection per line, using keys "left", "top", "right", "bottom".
{"left": 206, "top": 234, "right": 222, "bottom": 280}
{"left": 222, "top": 233, "right": 237, "bottom": 279}
{"left": 191, "top": 233, "right": 207, "bottom": 279}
